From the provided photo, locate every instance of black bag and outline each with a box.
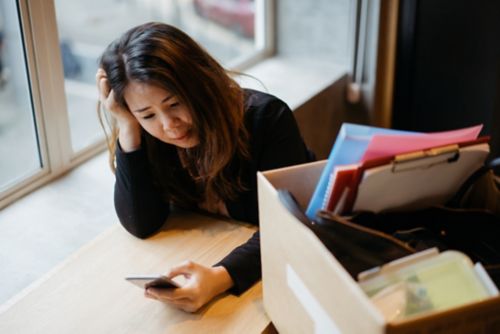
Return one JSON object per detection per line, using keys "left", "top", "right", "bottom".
{"left": 278, "top": 190, "right": 415, "bottom": 279}
{"left": 450, "top": 157, "right": 500, "bottom": 215}
{"left": 349, "top": 206, "right": 500, "bottom": 286}
{"left": 278, "top": 158, "right": 500, "bottom": 285}
{"left": 348, "top": 158, "right": 500, "bottom": 285}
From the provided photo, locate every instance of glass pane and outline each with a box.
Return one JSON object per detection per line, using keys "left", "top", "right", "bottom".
{"left": 54, "top": 0, "right": 256, "bottom": 153}
{"left": 0, "top": 2, "right": 41, "bottom": 191}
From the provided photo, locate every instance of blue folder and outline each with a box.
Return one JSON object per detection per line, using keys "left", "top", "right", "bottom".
{"left": 305, "top": 123, "right": 419, "bottom": 220}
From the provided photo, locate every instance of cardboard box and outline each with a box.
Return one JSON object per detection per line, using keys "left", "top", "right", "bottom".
{"left": 257, "top": 160, "right": 500, "bottom": 334}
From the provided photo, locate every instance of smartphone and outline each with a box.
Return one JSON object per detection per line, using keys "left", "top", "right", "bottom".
{"left": 125, "top": 275, "right": 180, "bottom": 289}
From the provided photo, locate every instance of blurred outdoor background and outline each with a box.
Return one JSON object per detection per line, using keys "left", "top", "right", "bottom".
{"left": 0, "top": 0, "right": 255, "bottom": 190}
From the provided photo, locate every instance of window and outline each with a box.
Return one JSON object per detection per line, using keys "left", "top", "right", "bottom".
{"left": 0, "top": 1, "right": 43, "bottom": 197}
{"left": 53, "top": 0, "right": 270, "bottom": 153}
{"left": 0, "top": 0, "right": 273, "bottom": 209}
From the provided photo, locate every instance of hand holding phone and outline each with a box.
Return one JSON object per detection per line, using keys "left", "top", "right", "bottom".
{"left": 125, "top": 275, "right": 180, "bottom": 289}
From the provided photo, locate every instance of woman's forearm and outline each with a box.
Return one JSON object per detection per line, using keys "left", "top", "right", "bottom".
{"left": 211, "top": 266, "right": 234, "bottom": 295}
{"left": 114, "top": 144, "right": 170, "bottom": 238}
{"left": 118, "top": 121, "right": 142, "bottom": 152}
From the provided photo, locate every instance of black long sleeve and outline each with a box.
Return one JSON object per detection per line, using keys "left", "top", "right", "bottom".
{"left": 216, "top": 91, "right": 312, "bottom": 294}
{"left": 114, "top": 142, "right": 170, "bottom": 239}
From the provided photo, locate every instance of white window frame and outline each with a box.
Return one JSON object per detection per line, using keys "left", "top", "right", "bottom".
{"left": 0, "top": 0, "right": 275, "bottom": 210}
{"left": 229, "top": 0, "right": 275, "bottom": 70}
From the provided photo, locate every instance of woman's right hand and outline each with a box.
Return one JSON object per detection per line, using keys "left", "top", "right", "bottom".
{"left": 96, "top": 68, "right": 142, "bottom": 152}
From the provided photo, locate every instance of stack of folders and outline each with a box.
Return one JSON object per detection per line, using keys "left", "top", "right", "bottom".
{"left": 358, "top": 248, "right": 499, "bottom": 322}
{"left": 304, "top": 124, "right": 497, "bottom": 321}
{"left": 306, "top": 123, "right": 489, "bottom": 218}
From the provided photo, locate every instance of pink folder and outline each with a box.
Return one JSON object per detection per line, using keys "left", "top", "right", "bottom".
{"left": 361, "top": 125, "right": 483, "bottom": 162}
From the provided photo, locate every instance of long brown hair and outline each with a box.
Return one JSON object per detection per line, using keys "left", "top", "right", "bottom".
{"left": 98, "top": 22, "right": 250, "bottom": 205}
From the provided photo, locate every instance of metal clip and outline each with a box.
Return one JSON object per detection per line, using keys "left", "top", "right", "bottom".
{"left": 392, "top": 144, "right": 460, "bottom": 173}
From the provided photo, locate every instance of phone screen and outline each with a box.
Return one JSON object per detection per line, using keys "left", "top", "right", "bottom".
{"left": 126, "top": 275, "right": 180, "bottom": 289}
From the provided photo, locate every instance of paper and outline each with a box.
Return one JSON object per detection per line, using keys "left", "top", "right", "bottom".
{"left": 306, "top": 123, "right": 418, "bottom": 220}
{"left": 351, "top": 142, "right": 490, "bottom": 213}
{"left": 361, "top": 125, "right": 483, "bottom": 162}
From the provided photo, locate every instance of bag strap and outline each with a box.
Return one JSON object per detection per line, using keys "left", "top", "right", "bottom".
{"left": 449, "top": 157, "right": 500, "bottom": 207}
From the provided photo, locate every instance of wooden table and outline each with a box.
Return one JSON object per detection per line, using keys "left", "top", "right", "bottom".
{"left": 0, "top": 211, "right": 271, "bottom": 333}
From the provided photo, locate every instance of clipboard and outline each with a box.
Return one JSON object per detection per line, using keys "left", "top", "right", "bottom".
{"left": 327, "top": 137, "right": 490, "bottom": 215}
{"left": 306, "top": 123, "right": 419, "bottom": 219}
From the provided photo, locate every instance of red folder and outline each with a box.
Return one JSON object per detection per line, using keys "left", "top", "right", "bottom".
{"left": 323, "top": 166, "right": 356, "bottom": 213}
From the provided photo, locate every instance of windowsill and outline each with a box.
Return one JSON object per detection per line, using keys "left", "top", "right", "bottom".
{"left": 238, "top": 55, "right": 347, "bottom": 110}
{"left": 0, "top": 56, "right": 347, "bottom": 306}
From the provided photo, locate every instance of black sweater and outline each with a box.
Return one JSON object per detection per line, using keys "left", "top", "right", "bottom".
{"left": 114, "top": 89, "right": 312, "bottom": 294}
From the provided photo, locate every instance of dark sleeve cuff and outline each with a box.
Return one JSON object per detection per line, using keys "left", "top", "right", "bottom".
{"left": 115, "top": 140, "right": 148, "bottom": 172}
{"left": 215, "top": 231, "right": 261, "bottom": 295}
{"left": 114, "top": 140, "right": 170, "bottom": 238}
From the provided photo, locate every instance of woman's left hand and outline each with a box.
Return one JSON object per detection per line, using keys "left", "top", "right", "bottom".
{"left": 145, "top": 261, "right": 234, "bottom": 313}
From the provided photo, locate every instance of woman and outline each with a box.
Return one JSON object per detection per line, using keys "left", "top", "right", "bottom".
{"left": 96, "top": 22, "right": 313, "bottom": 312}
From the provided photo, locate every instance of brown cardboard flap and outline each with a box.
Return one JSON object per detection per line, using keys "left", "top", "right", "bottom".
{"left": 258, "top": 165, "right": 386, "bottom": 334}
{"left": 263, "top": 160, "right": 326, "bottom": 210}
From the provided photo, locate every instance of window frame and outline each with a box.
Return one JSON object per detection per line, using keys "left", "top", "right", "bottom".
{"left": 0, "top": 0, "right": 275, "bottom": 210}
{"left": 228, "top": 0, "right": 275, "bottom": 70}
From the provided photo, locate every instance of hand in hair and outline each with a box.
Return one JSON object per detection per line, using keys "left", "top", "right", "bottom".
{"left": 96, "top": 68, "right": 142, "bottom": 152}
{"left": 144, "top": 261, "right": 234, "bottom": 313}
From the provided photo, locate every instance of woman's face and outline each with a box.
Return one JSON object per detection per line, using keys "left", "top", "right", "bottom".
{"left": 124, "top": 81, "right": 199, "bottom": 148}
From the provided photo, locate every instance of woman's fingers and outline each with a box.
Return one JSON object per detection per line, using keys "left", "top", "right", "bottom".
{"left": 146, "top": 261, "right": 229, "bottom": 313}
{"left": 96, "top": 69, "right": 114, "bottom": 109}
{"left": 95, "top": 69, "right": 108, "bottom": 94}
{"left": 147, "top": 284, "right": 196, "bottom": 301}
{"left": 167, "top": 297, "right": 201, "bottom": 313}
{"left": 147, "top": 287, "right": 182, "bottom": 300}
{"left": 95, "top": 67, "right": 106, "bottom": 76}
{"left": 167, "top": 260, "right": 197, "bottom": 278}
{"left": 94, "top": 69, "right": 141, "bottom": 150}
{"left": 95, "top": 68, "right": 107, "bottom": 82}
{"left": 144, "top": 289, "right": 158, "bottom": 300}
{"left": 96, "top": 73, "right": 121, "bottom": 116}
{"left": 98, "top": 77, "right": 110, "bottom": 101}
{"left": 146, "top": 288, "right": 201, "bottom": 313}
